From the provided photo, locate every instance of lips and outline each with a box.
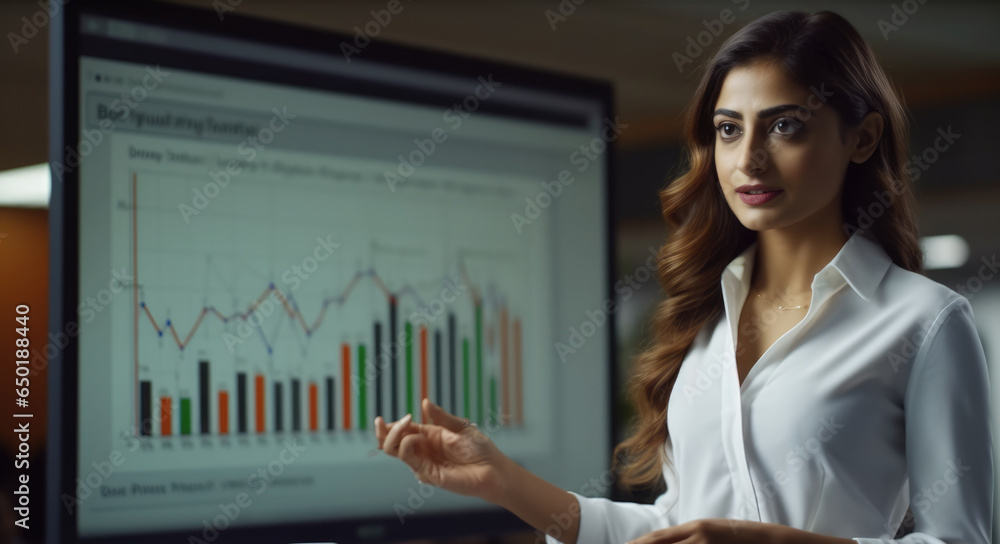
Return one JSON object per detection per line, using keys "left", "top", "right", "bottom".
{"left": 734, "top": 184, "right": 783, "bottom": 205}
{"left": 735, "top": 184, "right": 782, "bottom": 194}
{"left": 738, "top": 190, "right": 782, "bottom": 205}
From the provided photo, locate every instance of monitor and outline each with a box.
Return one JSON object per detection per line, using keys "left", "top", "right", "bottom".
{"left": 48, "top": 1, "right": 616, "bottom": 542}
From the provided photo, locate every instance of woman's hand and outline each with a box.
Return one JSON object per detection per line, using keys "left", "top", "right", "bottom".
{"left": 626, "top": 519, "right": 856, "bottom": 544}
{"left": 625, "top": 519, "right": 768, "bottom": 544}
{"left": 374, "top": 398, "right": 510, "bottom": 504}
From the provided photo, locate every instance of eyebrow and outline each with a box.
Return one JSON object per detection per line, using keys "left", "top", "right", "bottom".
{"left": 713, "top": 104, "right": 802, "bottom": 120}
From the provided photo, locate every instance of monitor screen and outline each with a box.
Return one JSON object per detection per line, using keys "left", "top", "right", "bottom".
{"left": 49, "top": 2, "right": 615, "bottom": 542}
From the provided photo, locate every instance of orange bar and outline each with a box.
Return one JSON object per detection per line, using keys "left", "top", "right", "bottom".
{"left": 160, "top": 396, "right": 172, "bottom": 436}
{"left": 309, "top": 382, "right": 318, "bottom": 431}
{"left": 500, "top": 306, "right": 509, "bottom": 424}
{"left": 255, "top": 374, "right": 265, "bottom": 433}
{"left": 513, "top": 318, "right": 522, "bottom": 426}
{"left": 420, "top": 325, "right": 428, "bottom": 414}
{"left": 342, "top": 343, "right": 352, "bottom": 430}
{"left": 219, "top": 391, "right": 229, "bottom": 435}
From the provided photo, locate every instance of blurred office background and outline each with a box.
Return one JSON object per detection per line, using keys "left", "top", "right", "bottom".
{"left": 0, "top": 1, "right": 997, "bottom": 542}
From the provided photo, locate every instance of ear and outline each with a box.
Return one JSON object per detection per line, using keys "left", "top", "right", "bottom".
{"left": 849, "top": 112, "right": 884, "bottom": 164}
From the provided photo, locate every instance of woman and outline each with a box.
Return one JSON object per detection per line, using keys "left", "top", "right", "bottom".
{"left": 374, "top": 10, "right": 993, "bottom": 544}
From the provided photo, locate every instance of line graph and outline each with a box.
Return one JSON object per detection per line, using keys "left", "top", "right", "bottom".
{"left": 125, "top": 163, "right": 541, "bottom": 446}
{"left": 138, "top": 268, "right": 444, "bottom": 350}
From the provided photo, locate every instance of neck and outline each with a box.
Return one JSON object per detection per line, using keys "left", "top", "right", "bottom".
{"left": 751, "top": 207, "right": 849, "bottom": 300}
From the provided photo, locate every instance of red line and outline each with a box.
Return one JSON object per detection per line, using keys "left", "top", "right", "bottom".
{"left": 219, "top": 391, "right": 229, "bottom": 435}
{"left": 370, "top": 274, "right": 392, "bottom": 298}
{"left": 243, "top": 288, "right": 275, "bottom": 319}
{"left": 138, "top": 264, "right": 438, "bottom": 352}
{"left": 180, "top": 308, "right": 207, "bottom": 348}
{"left": 342, "top": 344, "right": 351, "bottom": 430}
{"left": 419, "top": 325, "right": 428, "bottom": 413}
{"left": 309, "top": 303, "right": 330, "bottom": 333}
{"left": 255, "top": 374, "right": 265, "bottom": 433}
{"left": 272, "top": 289, "right": 310, "bottom": 332}
{"left": 340, "top": 272, "right": 361, "bottom": 302}
{"left": 133, "top": 173, "right": 139, "bottom": 432}
{"left": 141, "top": 305, "right": 161, "bottom": 332}
{"left": 168, "top": 324, "right": 182, "bottom": 347}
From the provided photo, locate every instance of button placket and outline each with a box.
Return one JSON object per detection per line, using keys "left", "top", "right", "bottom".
{"left": 720, "top": 274, "right": 762, "bottom": 523}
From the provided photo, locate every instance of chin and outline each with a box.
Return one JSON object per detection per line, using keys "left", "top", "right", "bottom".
{"left": 734, "top": 212, "right": 787, "bottom": 232}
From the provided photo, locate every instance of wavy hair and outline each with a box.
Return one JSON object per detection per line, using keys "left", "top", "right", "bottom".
{"left": 611, "top": 10, "right": 924, "bottom": 490}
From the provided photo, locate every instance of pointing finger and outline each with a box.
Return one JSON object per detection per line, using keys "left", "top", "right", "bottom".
{"left": 374, "top": 416, "right": 385, "bottom": 448}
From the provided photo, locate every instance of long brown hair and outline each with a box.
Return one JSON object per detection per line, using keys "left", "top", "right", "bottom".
{"left": 611, "top": 10, "right": 924, "bottom": 490}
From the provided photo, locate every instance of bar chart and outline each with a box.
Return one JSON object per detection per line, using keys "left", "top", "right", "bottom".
{"left": 126, "top": 165, "right": 536, "bottom": 443}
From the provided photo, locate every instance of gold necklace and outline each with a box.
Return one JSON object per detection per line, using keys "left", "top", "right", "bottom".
{"left": 754, "top": 290, "right": 810, "bottom": 311}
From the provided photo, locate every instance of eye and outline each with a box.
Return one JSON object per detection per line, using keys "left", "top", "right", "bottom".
{"left": 715, "top": 122, "right": 741, "bottom": 141}
{"left": 771, "top": 117, "right": 802, "bottom": 136}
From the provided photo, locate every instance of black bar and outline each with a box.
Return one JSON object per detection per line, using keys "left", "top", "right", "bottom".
{"left": 274, "top": 382, "right": 283, "bottom": 433}
{"left": 375, "top": 321, "right": 383, "bottom": 418}
{"left": 236, "top": 373, "right": 247, "bottom": 434}
{"left": 448, "top": 312, "right": 457, "bottom": 415}
{"left": 139, "top": 380, "right": 152, "bottom": 436}
{"left": 291, "top": 379, "right": 301, "bottom": 432}
{"left": 434, "top": 329, "right": 442, "bottom": 404}
{"left": 326, "top": 377, "right": 335, "bottom": 430}
{"left": 199, "top": 361, "right": 210, "bottom": 435}
{"left": 389, "top": 296, "right": 398, "bottom": 420}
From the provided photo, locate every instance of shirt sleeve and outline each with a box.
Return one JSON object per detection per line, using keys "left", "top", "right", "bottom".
{"left": 853, "top": 297, "right": 994, "bottom": 544}
{"left": 546, "top": 440, "right": 681, "bottom": 544}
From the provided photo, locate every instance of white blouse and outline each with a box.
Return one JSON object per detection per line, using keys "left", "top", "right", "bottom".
{"left": 549, "top": 230, "right": 993, "bottom": 544}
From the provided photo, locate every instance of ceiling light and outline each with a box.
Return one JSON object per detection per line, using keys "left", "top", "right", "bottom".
{"left": 0, "top": 163, "right": 49, "bottom": 208}
{"left": 921, "top": 234, "right": 969, "bottom": 270}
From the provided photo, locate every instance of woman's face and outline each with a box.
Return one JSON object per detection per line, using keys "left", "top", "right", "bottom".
{"left": 713, "top": 59, "right": 856, "bottom": 233}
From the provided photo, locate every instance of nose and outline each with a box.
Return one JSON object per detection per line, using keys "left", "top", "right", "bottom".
{"left": 736, "top": 130, "right": 770, "bottom": 177}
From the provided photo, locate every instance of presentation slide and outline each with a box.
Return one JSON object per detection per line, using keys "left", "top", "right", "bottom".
{"left": 68, "top": 14, "right": 610, "bottom": 538}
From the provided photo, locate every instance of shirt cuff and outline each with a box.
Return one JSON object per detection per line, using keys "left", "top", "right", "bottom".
{"left": 543, "top": 491, "right": 601, "bottom": 544}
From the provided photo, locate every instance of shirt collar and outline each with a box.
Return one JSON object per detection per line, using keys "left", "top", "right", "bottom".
{"left": 721, "top": 230, "right": 893, "bottom": 303}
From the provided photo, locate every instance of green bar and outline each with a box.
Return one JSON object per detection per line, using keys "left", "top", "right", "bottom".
{"left": 180, "top": 397, "right": 191, "bottom": 435}
{"left": 358, "top": 344, "right": 367, "bottom": 430}
{"left": 475, "top": 303, "right": 483, "bottom": 425}
{"left": 490, "top": 376, "right": 497, "bottom": 428}
{"left": 405, "top": 322, "right": 413, "bottom": 417}
{"left": 462, "top": 338, "right": 470, "bottom": 419}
